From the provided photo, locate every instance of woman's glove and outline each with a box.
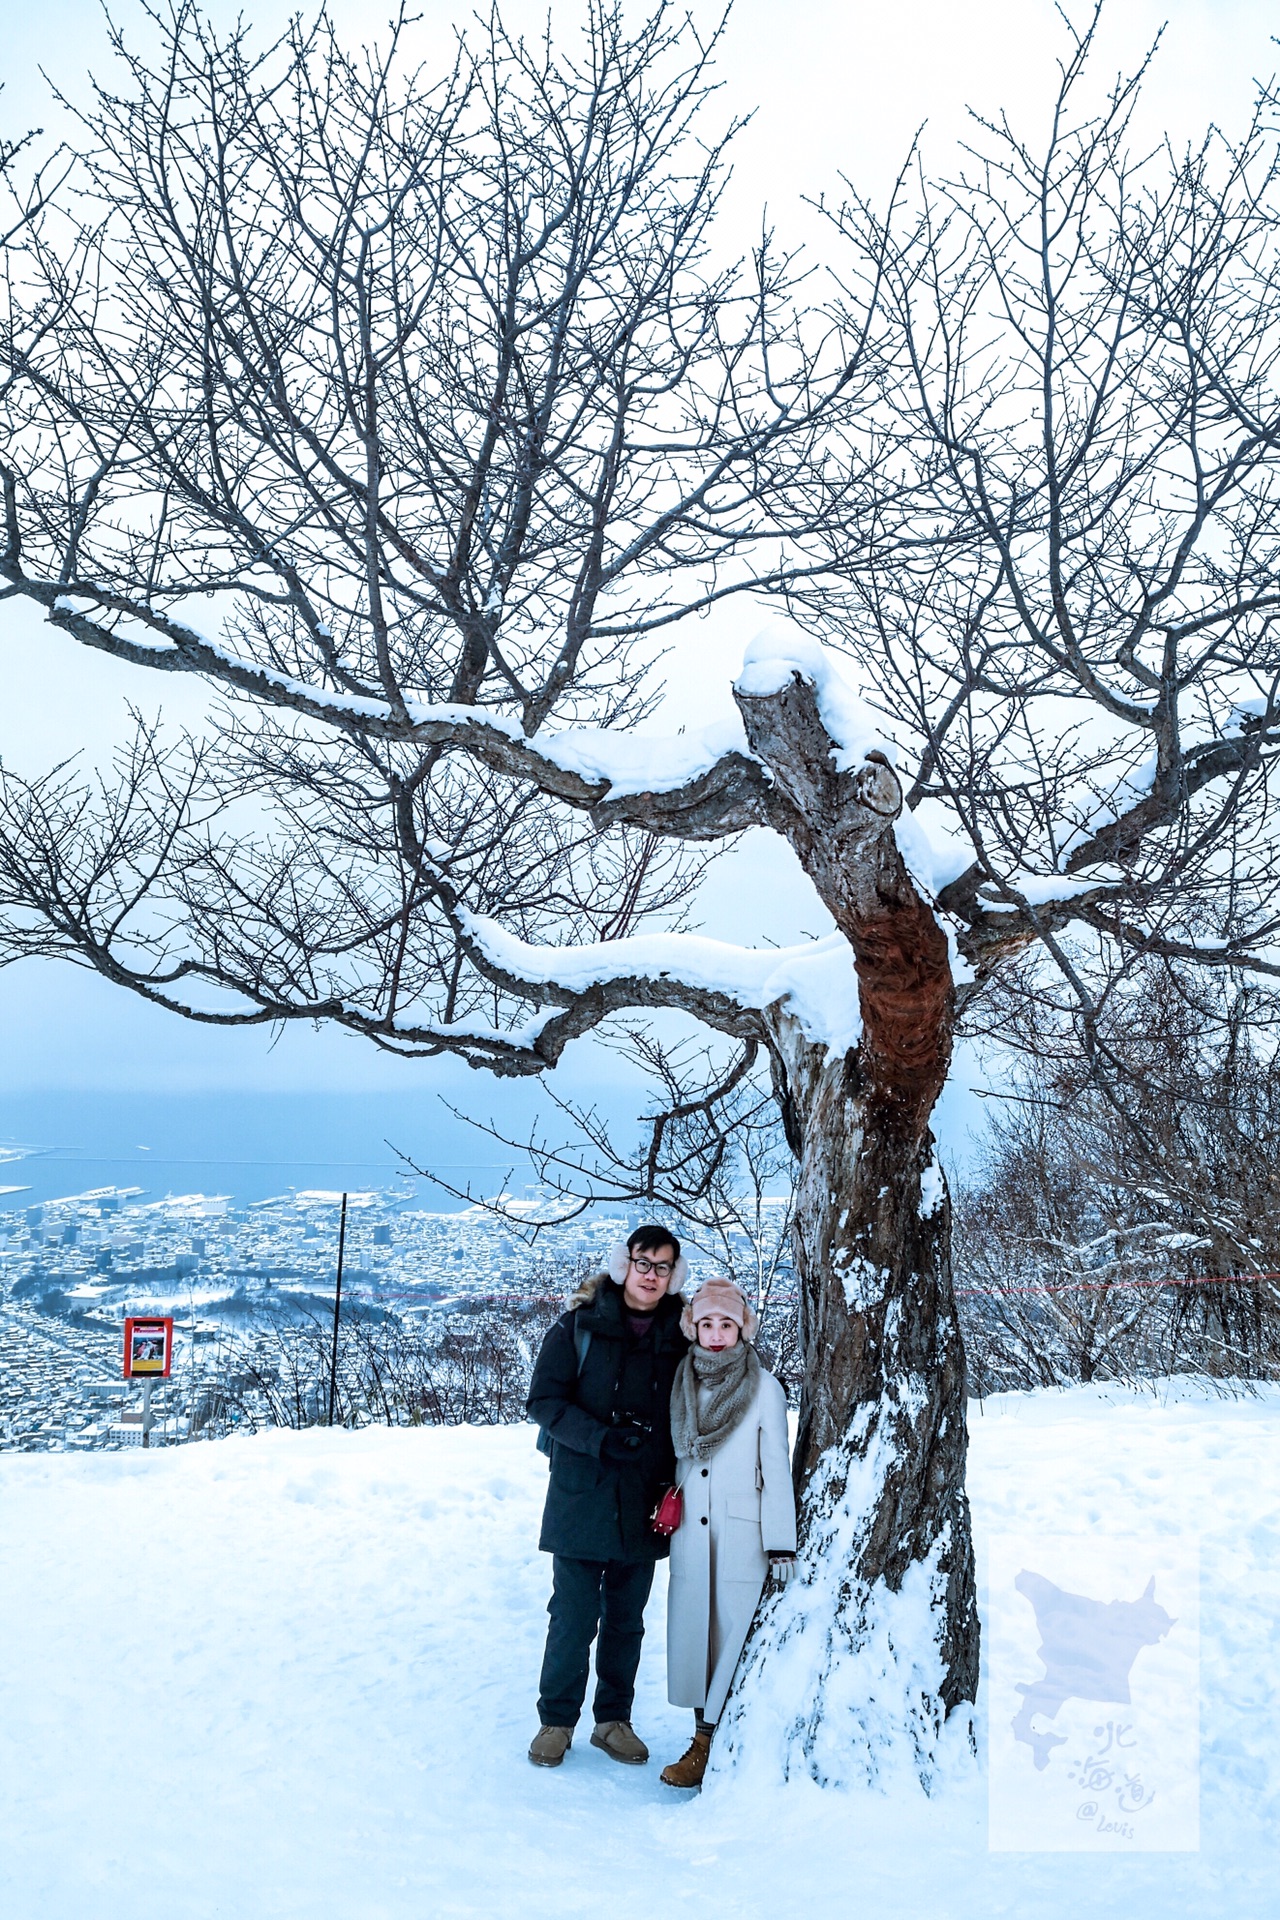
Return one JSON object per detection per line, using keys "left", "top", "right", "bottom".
{"left": 767, "top": 1552, "right": 797, "bottom": 1588}
{"left": 600, "top": 1427, "right": 646, "bottom": 1464}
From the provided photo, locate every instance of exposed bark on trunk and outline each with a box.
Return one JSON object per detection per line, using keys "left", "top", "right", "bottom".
{"left": 712, "top": 671, "right": 979, "bottom": 1787}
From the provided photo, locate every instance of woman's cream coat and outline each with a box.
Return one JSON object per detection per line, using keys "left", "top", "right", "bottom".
{"left": 666, "top": 1363, "right": 796, "bottom": 1723}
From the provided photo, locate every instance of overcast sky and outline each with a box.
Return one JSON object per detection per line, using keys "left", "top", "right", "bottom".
{"left": 0, "top": 0, "right": 1275, "bottom": 1104}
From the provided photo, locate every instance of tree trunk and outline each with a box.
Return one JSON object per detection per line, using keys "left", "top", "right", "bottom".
{"left": 713, "top": 669, "right": 979, "bottom": 1788}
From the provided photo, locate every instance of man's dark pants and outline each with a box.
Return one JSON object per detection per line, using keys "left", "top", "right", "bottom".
{"left": 536, "top": 1554, "right": 656, "bottom": 1727}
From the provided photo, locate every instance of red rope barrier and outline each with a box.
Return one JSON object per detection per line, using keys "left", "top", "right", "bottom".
{"left": 337, "top": 1272, "right": 1280, "bottom": 1308}
{"left": 955, "top": 1268, "right": 1280, "bottom": 1301}
{"left": 341, "top": 1287, "right": 566, "bottom": 1307}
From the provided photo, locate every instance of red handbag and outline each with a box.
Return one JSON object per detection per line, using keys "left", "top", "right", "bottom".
{"left": 651, "top": 1484, "right": 684, "bottom": 1537}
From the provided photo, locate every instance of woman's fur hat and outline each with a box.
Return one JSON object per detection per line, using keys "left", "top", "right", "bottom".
{"left": 680, "top": 1276, "right": 758, "bottom": 1343}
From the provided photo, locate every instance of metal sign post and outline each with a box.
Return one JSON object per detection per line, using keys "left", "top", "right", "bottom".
{"left": 123, "top": 1316, "right": 174, "bottom": 1448}
{"left": 328, "top": 1192, "right": 349, "bottom": 1427}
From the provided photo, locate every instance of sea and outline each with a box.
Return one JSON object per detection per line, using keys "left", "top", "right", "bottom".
{"left": 0, "top": 1089, "right": 568, "bottom": 1214}
{"left": 0, "top": 1069, "right": 983, "bottom": 1218}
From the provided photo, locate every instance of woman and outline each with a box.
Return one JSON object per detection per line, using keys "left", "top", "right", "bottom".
{"left": 660, "top": 1277, "right": 797, "bottom": 1789}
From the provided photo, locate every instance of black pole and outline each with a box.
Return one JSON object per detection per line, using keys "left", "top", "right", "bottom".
{"left": 328, "top": 1192, "right": 348, "bottom": 1427}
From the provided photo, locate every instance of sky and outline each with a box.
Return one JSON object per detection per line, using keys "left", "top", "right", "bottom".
{"left": 0, "top": 0, "right": 1274, "bottom": 1140}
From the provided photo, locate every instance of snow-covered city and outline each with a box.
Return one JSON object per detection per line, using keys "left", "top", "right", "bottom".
{"left": 2, "top": 1182, "right": 781, "bottom": 1449}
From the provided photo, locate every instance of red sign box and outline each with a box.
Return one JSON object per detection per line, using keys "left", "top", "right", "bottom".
{"left": 123, "top": 1316, "right": 174, "bottom": 1379}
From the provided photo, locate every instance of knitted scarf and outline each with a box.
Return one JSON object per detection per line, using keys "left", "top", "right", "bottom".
{"left": 670, "top": 1340, "right": 761, "bottom": 1463}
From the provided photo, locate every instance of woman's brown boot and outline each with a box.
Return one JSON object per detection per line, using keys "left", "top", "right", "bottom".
{"left": 660, "top": 1727, "right": 712, "bottom": 1788}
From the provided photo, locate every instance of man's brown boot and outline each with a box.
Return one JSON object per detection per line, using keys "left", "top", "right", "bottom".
{"left": 660, "top": 1727, "right": 712, "bottom": 1788}
{"left": 589, "top": 1719, "right": 649, "bottom": 1765}
{"left": 529, "top": 1725, "right": 574, "bottom": 1767}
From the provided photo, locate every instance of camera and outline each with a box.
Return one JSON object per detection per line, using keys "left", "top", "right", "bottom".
{"left": 610, "top": 1411, "right": 652, "bottom": 1441}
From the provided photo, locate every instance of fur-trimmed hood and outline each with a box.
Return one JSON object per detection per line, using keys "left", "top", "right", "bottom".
{"left": 569, "top": 1268, "right": 608, "bottom": 1310}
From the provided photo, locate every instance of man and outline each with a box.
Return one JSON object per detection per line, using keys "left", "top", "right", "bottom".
{"left": 525, "top": 1223, "right": 689, "bottom": 1768}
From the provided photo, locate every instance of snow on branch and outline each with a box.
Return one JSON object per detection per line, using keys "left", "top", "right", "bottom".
{"left": 736, "top": 621, "right": 887, "bottom": 774}
{"left": 36, "top": 592, "right": 774, "bottom": 842}
{"left": 459, "top": 911, "right": 864, "bottom": 1058}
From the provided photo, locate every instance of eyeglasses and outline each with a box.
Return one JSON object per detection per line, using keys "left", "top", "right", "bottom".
{"left": 630, "top": 1256, "right": 674, "bottom": 1278}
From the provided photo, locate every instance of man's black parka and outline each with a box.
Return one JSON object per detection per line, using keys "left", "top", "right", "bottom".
{"left": 526, "top": 1274, "right": 689, "bottom": 1564}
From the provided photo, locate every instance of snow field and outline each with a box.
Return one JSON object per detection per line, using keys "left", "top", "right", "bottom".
{"left": 2, "top": 1382, "right": 1279, "bottom": 1919}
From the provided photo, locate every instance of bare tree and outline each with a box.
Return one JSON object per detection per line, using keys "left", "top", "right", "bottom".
{"left": 5, "top": 0, "right": 1280, "bottom": 1785}
{"left": 956, "top": 964, "right": 1280, "bottom": 1392}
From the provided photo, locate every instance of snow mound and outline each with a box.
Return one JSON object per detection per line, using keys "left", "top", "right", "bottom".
{"left": 3, "top": 1386, "right": 1279, "bottom": 1917}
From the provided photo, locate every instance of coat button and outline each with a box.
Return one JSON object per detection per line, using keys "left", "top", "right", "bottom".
{"left": 701, "top": 1515, "right": 708, "bottom": 1525}
{"left": 701, "top": 1468, "right": 709, "bottom": 1478}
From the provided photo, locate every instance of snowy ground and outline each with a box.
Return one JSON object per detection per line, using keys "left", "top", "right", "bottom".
{"left": 3, "top": 1382, "right": 1278, "bottom": 1919}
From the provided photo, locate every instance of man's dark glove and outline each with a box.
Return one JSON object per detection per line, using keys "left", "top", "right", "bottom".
{"left": 600, "top": 1428, "right": 646, "bottom": 1464}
